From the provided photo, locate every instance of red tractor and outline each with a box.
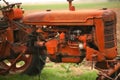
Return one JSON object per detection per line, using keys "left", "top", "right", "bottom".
{"left": 0, "top": 0, "right": 119, "bottom": 80}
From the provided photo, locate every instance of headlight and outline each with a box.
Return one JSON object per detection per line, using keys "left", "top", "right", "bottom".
{"left": 79, "top": 43, "right": 84, "bottom": 50}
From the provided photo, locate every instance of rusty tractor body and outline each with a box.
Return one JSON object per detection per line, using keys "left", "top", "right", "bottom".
{"left": 0, "top": 0, "right": 120, "bottom": 80}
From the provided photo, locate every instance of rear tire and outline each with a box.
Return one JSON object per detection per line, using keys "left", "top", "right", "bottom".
{"left": 0, "top": 46, "right": 47, "bottom": 76}
{"left": 23, "top": 46, "right": 47, "bottom": 76}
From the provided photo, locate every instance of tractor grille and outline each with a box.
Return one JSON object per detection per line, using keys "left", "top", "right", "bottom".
{"left": 104, "top": 20, "right": 116, "bottom": 48}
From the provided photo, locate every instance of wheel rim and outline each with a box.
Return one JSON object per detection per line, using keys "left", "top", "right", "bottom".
{"left": 0, "top": 53, "right": 33, "bottom": 74}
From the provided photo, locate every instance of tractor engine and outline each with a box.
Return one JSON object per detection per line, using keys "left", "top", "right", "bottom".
{"left": 23, "top": 7, "right": 117, "bottom": 64}
{"left": 45, "top": 26, "right": 93, "bottom": 63}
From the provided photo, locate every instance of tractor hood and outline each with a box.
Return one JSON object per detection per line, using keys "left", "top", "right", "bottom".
{"left": 23, "top": 9, "right": 115, "bottom": 25}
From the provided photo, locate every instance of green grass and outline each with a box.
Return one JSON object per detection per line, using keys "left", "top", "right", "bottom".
{"left": 0, "top": 63, "right": 98, "bottom": 80}
{"left": 0, "top": 71, "right": 97, "bottom": 80}
{"left": 22, "top": 2, "right": 120, "bottom": 10}
{"left": 40, "top": 68, "right": 97, "bottom": 80}
{"left": 0, "top": 68, "right": 97, "bottom": 80}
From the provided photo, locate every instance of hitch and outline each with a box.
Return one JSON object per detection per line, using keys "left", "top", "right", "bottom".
{"left": 96, "top": 60, "right": 120, "bottom": 80}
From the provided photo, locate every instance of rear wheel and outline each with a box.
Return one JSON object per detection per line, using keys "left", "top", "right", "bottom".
{"left": 23, "top": 47, "right": 47, "bottom": 75}
{"left": 0, "top": 46, "right": 47, "bottom": 76}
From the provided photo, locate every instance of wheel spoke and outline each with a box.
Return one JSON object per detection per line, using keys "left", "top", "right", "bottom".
{"left": 0, "top": 48, "right": 46, "bottom": 75}
{"left": 0, "top": 53, "right": 32, "bottom": 74}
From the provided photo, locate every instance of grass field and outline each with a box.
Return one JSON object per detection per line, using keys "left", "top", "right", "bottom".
{"left": 0, "top": 71, "right": 97, "bottom": 80}
{"left": 22, "top": 2, "right": 120, "bottom": 10}
{"left": 0, "top": 63, "right": 97, "bottom": 80}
